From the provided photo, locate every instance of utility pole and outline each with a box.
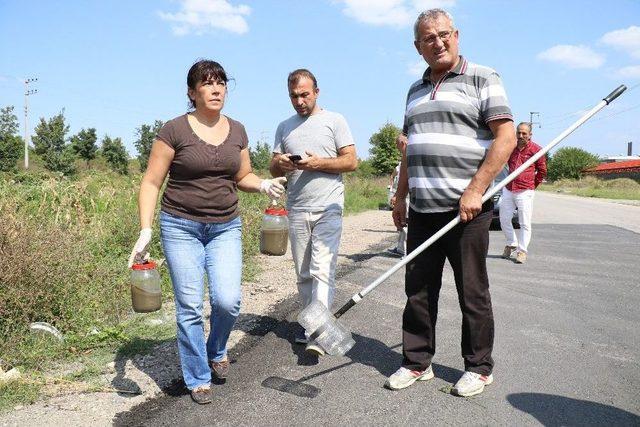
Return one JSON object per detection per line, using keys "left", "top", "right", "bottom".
{"left": 529, "top": 112, "right": 541, "bottom": 129}
{"left": 24, "top": 78, "right": 38, "bottom": 169}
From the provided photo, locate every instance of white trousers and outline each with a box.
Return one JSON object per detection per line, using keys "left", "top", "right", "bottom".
{"left": 499, "top": 188, "right": 535, "bottom": 253}
{"left": 288, "top": 210, "right": 343, "bottom": 311}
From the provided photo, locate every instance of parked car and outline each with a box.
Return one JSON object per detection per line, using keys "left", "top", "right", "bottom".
{"left": 490, "top": 168, "right": 519, "bottom": 230}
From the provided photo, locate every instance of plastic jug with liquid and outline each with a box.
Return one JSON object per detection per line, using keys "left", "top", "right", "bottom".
{"left": 260, "top": 206, "right": 289, "bottom": 256}
{"left": 130, "top": 261, "right": 162, "bottom": 313}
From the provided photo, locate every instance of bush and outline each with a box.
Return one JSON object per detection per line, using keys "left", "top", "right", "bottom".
{"left": 0, "top": 172, "right": 141, "bottom": 368}
{"left": 353, "top": 158, "right": 376, "bottom": 178}
{"left": 548, "top": 147, "right": 599, "bottom": 181}
{"left": 343, "top": 174, "right": 388, "bottom": 214}
{"left": 0, "top": 170, "right": 270, "bottom": 369}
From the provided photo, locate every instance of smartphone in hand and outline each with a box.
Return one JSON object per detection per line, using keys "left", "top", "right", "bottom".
{"left": 288, "top": 154, "right": 302, "bottom": 163}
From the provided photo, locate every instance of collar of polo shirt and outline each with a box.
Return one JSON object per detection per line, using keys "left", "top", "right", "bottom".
{"left": 422, "top": 55, "right": 468, "bottom": 83}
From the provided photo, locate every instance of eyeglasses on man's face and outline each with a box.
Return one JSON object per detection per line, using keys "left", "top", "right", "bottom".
{"left": 419, "top": 30, "right": 455, "bottom": 46}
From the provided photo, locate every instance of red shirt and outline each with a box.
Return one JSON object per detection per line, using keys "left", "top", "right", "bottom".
{"left": 506, "top": 140, "right": 547, "bottom": 191}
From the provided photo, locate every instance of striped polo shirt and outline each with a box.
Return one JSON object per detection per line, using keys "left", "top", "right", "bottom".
{"left": 403, "top": 56, "right": 513, "bottom": 213}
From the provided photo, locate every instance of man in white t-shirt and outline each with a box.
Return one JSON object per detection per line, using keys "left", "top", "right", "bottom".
{"left": 269, "top": 69, "right": 358, "bottom": 356}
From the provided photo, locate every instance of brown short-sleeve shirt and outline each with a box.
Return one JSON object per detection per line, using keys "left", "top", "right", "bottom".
{"left": 156, "top": 114, "right": 248, "bottom": 223}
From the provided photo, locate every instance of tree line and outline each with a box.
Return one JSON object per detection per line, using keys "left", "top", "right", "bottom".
{"left": 0, "top": 106, "right": 288, "bottom": 176}
{"left": 0, "top": 106, "right": 599, "bottom": 180}
{"left": 0, "top": 106, "right": 166, "bottom": 175}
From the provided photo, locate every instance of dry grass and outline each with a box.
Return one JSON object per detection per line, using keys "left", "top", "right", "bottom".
{"left": 540, "top": 176, "right": 640, "bottom": 200}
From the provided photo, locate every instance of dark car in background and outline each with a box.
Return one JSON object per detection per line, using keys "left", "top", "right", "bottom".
{"left": 490, "top": 168, "right": 519, "bottom": 230}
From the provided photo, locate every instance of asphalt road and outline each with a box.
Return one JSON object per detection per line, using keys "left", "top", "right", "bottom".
{"left": 114, "top": 192, "right": 640, "bottom": 426}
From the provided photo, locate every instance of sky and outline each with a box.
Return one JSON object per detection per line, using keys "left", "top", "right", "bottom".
{"left": 1, "top": 0, "right": 639, "bottom": 160}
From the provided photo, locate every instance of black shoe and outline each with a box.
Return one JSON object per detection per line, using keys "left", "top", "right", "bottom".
{"left": 294, "top": 329, "right": 308, "bottom": 345}
{"left": 190, "top": 385, "right": 212, "bottom": 404}
{"left": 387, "top": 248, "right": 404, "bottom": 257}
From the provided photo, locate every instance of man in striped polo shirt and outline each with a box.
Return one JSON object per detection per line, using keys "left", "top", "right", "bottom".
{"left": 385, "top": 9, "right": 516, "bottom": 397}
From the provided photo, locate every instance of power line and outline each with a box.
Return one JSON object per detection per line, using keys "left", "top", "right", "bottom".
{"left": 589, "top": 102, "right": 640, "bottom": 123}
{"left": 530, "top": 82, "right": 640, "bottom": 130}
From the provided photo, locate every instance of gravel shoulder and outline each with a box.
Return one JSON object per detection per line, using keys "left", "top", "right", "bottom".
{"left": 0, "top": 209, "right": 398, "bottom": 427}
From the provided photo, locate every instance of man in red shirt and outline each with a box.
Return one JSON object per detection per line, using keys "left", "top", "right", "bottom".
{"left": 500, "top": 122, "right": 547, "bottom": 264}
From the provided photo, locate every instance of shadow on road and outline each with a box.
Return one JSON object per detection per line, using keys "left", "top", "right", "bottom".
{"left": 263, "top": 318, "right": 402, "bottom": 375}
{"left": 259, "top": 318, "right": 467, "bottom": 398}
{"left": 110, "top": 312, "right": 281, "bottom": 398}
{"left": 507, "top": 393, "right": 640, "bottom": 426}
{"left": 111, "top": 338, "right": 178, "bottom": 397}
{"left": 361, "top": 228, "right": 397, "bottom": 234}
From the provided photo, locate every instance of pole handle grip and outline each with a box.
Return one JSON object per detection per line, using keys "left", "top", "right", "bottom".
{"left": 603, "top": 85, "right": 627, "bottom": 104}
{"left": 334, "top": 297, "right": 357, "bottom": 319}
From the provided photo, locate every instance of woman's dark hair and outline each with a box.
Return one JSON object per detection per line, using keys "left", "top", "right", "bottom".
{"left": 187, "top": 59, "right": 229, "bottom": 109}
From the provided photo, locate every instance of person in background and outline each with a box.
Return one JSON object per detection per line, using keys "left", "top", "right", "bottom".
{"left": 387, "top": 9, "right": 516, "bottom": 397}
{"left": 388, "top": 134, "right": 409, "bottom": 257}
{"left": 269, "top": 69, "right": 357, "bottom": 356}
{"left": 128, "top": 59, "right": 285, "bottom": 405}
{"left": 500, "top": 122, "right": 547, "bottom": 264}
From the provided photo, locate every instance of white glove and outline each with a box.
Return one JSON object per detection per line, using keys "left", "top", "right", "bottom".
{"left": 128, "top": 228, "right": 152, "bottom": 268}
{"left": 260, "top": 177, "right": 287, "bottom": 199}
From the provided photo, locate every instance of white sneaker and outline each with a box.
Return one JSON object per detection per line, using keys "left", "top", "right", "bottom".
{"left": 515, "top": 251, "right": 527, "bottom": 264}
{"left": 452, "top": 371, "right": 494, "bottom": 397}
{"left": 384, "top": 366, "right": 434, "bottom": 390}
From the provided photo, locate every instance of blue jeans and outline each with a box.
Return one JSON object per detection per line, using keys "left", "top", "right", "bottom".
{"left": 159, "top": 211, "right": 242, "bottom": 390}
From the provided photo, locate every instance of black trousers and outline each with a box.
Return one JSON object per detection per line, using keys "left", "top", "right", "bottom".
{"left": 402, "top": 203, "right": 494, "bottom": 375}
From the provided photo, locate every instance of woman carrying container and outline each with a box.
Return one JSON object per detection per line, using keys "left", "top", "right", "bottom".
{"left": 128, "top": 59, "right": 286, "bottom": 404}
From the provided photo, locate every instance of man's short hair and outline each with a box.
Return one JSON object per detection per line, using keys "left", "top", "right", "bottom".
{"left": 413, "top": 9, "right": 455, "bottom": 40}
{"left": 287, "top": 69, "right": 318, "bottom": 89}
{"left": 517, "top": 122, "right": 533, "bottom": 132}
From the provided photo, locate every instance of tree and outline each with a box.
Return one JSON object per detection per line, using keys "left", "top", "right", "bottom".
{"left": 0, "top": 106, "right": 23, "bottom": 172}
{"left": 101, "top": 135, "right": 130, "bottom": 175}
{"left": 249, "top": 140, "right": 272, "bottom": 171}
{"left": 135, "top": 120, "right": 163, "bottom": 172}
{"left": 369, "top": 122, "right": 402, "bottom": 176}
{"left": 43, "top": 146, "right": 77, "bottom": 176}
{"left": 547, "top": 147, "right": 600, "bottom": 181}
{"left": 0, "top": 105, "right": 20, "bottom": 137}
{"left": 70, "top": 127, "right": 98, "bottom": 167}
{"left": 32, "top": 110, "right": 77, "bottom": 175}
{"left": 32, "top": 110, "right": 69, "bottom": 156}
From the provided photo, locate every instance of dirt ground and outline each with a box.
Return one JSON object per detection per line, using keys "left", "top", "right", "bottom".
{"left": 0, "top": 209, "right": 398, "bottom": 426}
